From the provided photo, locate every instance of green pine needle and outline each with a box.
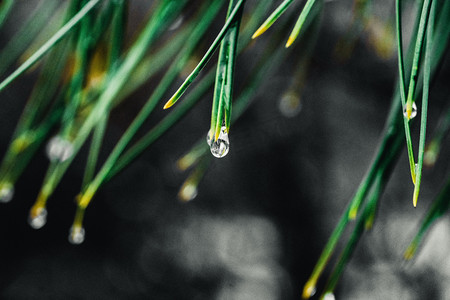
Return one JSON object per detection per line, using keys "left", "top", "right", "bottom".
{"left": 413, "top": 0, "right": 435, "bottom": 207}
{"left": 0, "top": 0, "right": 101, "bottom": 93}
{"left": 286, "top": 0, "right": 317, "bottom": 48}
{"left": 395, "top": 0, "right": 417, "bottom": 187}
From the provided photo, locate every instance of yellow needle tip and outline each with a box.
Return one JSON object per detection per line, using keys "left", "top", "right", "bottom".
{"left": 348, "top": 208, "right": 357, "bottom": 220}
{"left": 163, "top": 101, "right": 174, "bottom": 110}
{"left": 302, "top": 281, "right": 316, "bottom": 299}
{"left": 165, "top": 96, "right": 180, "bottom": 109}
{"left": 403, "top": 244, "right": 416, "bottom": 260}
{"left": 285, "top": 36, "right": 296, "bottom": 48}
{"left": 252, "top": 26, "right": 267, "bottom": 39}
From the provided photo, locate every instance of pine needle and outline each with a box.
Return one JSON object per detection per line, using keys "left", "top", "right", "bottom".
{"left": 251, "top": 0, "right": 294, "bottom": 39}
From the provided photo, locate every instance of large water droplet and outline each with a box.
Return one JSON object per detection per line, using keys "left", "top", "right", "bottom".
{"left": 28, "top": 207, "right": 48, "bottom": 229}
{"left": 0, "top": 182, "right": 14, "bottom": 203}
{"left": 69, "top": 226, "right": 85, "bottom": 244}
{"left": 323, "top": 292, "right": 336, "bottom": 300}
{"left": 210, "top": 127, "right": 229, "bottom": 158}
{"left": 278, "top": 91, "right": 302, "bottom": 117}
{"left": 403, "top": 102, "right": 417, "bottom": 119}
{"left": 46, "top": 136, "right": 74, "bottom": 162}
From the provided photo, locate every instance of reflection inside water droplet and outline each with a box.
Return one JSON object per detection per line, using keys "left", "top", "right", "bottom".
{"left": 69, "top": 226, "right": 85, "bottom": 244}
{"left": 206, "top": 129, "right": 214, "bottom": 147}
{"left": 0, "top": 182, "right": 14, "bottom": 203}
{"left": 28, "top": 207, "right": 48, "bottom": 229}
{"left": 46, "top": 136, "right": 74, "bottom": 162}
{"left": 403, "top": 102, "right": 417, "bottom": 119}
{"left": 210, "top": 127, "right": 229, "bottom": 158}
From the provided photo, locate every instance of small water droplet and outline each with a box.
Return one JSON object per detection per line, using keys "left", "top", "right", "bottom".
{"left": 178, "top": 182, "right": 198, "bottom": 202}
{"left": 403, "top": 102, "right": 417, "bottom": 119}
{"left": 323, "top": 292, "right": 336, "bottom": 300}
{"left": 46, "top": 136, "right": 74, "bottom": 162}
{"left": 278, "top": 91, "right": 302, "bottom": 117}
{"left": 169, "top": 15, "right": 184, "bottom": 31}
{"left": 0, "top": 182, "right": 14, "bottom": 203}
{"left": 210, "top": 126, "right": 229, "bottom": 158}
{"left": 28, "top": 207, "right": 48, "bottom": 229}
{"left": 68, "top": 226, "right": 85, "bottom": 244}
{"left": 424, "top": 145, "right": 438, "bottom": 167}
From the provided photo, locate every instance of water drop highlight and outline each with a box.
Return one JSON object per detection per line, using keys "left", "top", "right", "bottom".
{"left": 28, "top": 207, "right": 48, "bottom": 229}
{"left": 46, "top": 136, "right": 74, "bottom": 162}
{"left": 403, "top": 102, "right": 417, "bottom": 120}
{"left": 69, "top": 226, "right": 85, "bottom": 244}
{"left": 210, "top": 126, "right": 229, "bottom": 158}
{"left": 0, "top": 182, "right": 14, "bottom": 203}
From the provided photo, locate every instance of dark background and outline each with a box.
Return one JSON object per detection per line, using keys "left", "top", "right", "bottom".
{"left": 0, "top": 1, "right": 449, "bottom": 299}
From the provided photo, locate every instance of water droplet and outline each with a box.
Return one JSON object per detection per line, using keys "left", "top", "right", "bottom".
{"left": 278, "top": 91, "right": 302, "bottom": 117}
{"left": 28, "top": 207, "right": 48, "bottom": 229}
{"left": 178, "top": 182, "right": 198, "bottom": 202}
{"left": 210, "top": 127, "right": 229, "bottom": 158}
{"left": 0, "top": 182, "right": 14, "bottom": 203}
{"left": 206, "top": 129, "right": 214, "bottom": 147}
{"left": 403, "top": 102, "right": 417, "bottom": 119}
{"left": 69, "top": 226, "right": 85, "bottom": 244}
{"left": 323, "top": 292, "right": 336, "bottom": 300}
{"left": 424, "top": 144, "right": 438, "bottom": 167}
{"left": 46, "top": 136, "right": 74, "bottom": 162}
{"left": 169, "top": 15, "right": 184, "bottom": 31}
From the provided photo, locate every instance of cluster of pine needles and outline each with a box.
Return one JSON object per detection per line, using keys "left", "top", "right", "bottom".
{"left": 0, "top": 0, "right": 449, "bottom": 298}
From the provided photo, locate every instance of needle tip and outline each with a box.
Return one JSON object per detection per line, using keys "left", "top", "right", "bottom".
{"left": 163, "top": 100, "right": 174, "bottom": 110}
{"left": 285, "top": 36, "right": 295, "bottom": 48}
{"left": 252, "top": 26, "right": 267, "bottom": 39}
